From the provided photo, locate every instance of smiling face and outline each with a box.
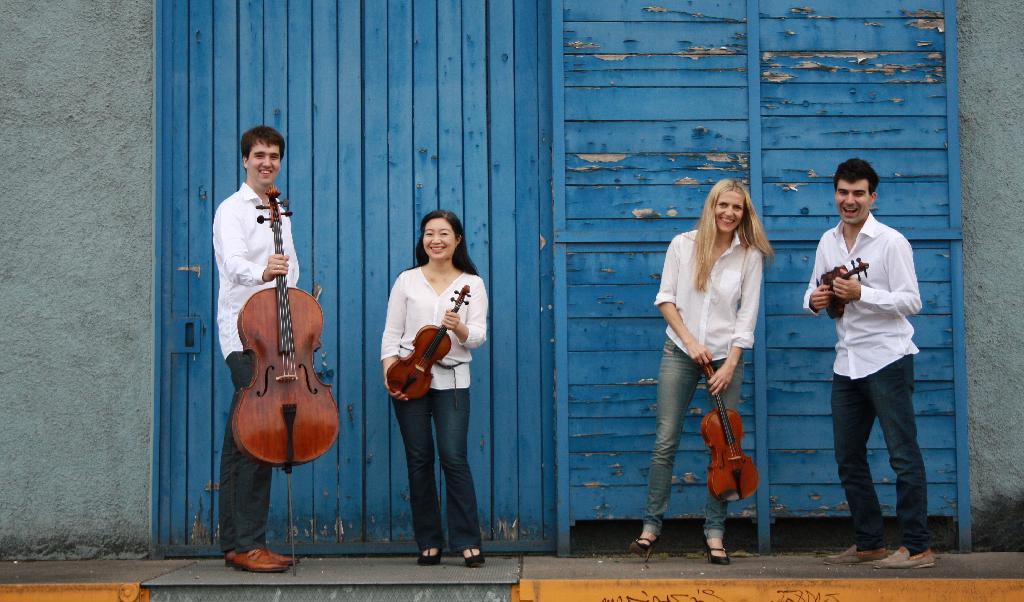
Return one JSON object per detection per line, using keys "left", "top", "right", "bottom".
{"left": 714, "top": 189, "right": 745, "bottom": 236}
{"left": 834, "top": 178, "right": 876, "bottom": 229}
{"left": 242, "top": 141, "right": 281, "bottom": 194}
{"left": 422, "top": 217, "right": 461, "bottom": 264}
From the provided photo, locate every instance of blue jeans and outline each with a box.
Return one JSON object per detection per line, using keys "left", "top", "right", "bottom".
{"left": 831, "top": 354, "right": 931, "bottom": 553}
{"left": 392, "top": 388, "right": 481, "bottom": 552}
{"left": 643, "top": 340, "right": 743, "bottom": 539}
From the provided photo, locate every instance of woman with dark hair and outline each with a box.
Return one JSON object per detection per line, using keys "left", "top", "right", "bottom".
{"left": 381, "top": 210, "right": 488, "bottom": 567}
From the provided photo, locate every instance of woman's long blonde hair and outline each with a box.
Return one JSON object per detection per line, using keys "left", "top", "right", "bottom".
{"left": 692, "top": 179, "right": 774, "bottom": 292}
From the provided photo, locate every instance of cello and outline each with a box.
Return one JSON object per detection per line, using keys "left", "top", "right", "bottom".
{"left": 233, "top": 185, "right": 339, "bottom": 468}
{"left": 385, "top": 285, "right": 471, "bottom": 400}
{"left": 699, "top": 363, "right": 758, "bottom": 501}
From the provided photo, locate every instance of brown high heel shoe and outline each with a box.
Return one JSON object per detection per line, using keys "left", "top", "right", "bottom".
{"left": 629, "top": 535, "right": 658, "bottom": 562}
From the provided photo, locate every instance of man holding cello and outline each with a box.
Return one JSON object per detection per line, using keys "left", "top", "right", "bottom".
{"left": 804, "top": 158, "right": 935, "bottom": 569}
{"left": 212, "top": 125, "right": 296, "bottom": 573}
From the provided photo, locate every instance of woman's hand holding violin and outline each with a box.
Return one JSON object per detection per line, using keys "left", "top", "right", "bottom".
{"left": 382, "top": 356, "right": 410, "bottom": 401}
{"left": 442, "top": 310, "right": 469, "bottom": 343}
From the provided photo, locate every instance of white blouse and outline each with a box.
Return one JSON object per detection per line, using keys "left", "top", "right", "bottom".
{"left": 654, "top": 230, "right": 763, "bottom": 360}
{"left": 380, "top": 268, "right": 488, "bottom": 389}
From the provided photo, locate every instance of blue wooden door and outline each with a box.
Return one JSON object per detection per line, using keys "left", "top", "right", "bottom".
{"left": 552, "top": 0, "right": 969, "bottom": 553}
{"left": 155, "top": 0, "right": 555, "bottom": 554}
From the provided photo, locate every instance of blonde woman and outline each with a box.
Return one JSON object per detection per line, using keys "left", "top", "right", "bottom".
{"left": 630, "top": 179, "right": 773, "bottom": 564}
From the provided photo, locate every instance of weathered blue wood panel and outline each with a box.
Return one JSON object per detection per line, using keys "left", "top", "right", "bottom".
{"left": 760, "top": 19, "right": 945, "bottom": 52}
{"left": 157, "top": 0, "right": 556, "bottom": 554}
{"left": 564, "top": 22, "right": 747, "bottom": 54}
{"left": 565, "top": 54, "right": 747, "bottom": 87}
{"left": 565, "top": 121, "right": 748, "bottom": 154}
{"left": 565, "top": 87, "right": 747, "bottom": 121}
{"left": 564, "top": 0, "right": 746, "bottom": 22}
{"left": 761, "top": 51, "right": 945, "bottom": 84}
{"left": 758, "top": 0, "right": 944, "bottom": 19}
{"left": 761, "top": 83, "right": 946, "bottom": 116}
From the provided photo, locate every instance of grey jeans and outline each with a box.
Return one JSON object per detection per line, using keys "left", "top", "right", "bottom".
{"left": 643, "top": 340, "right": 744, "bottom": 539}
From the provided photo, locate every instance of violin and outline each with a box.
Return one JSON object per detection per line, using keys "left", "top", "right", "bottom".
{"left": 817, "top": 258, "right": 870, "bottom": 319}
{"left": 232, "top": 186, "right": 339, "bottom": 468}
{"left": 386, "top": 285, "right": 471, "bottom": 400}
{"left": 699, "top": 363, "right": 758, "bottom": 502}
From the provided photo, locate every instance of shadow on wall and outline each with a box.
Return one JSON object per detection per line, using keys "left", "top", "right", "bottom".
{"left": 973, "top": 494, "right": 1024, "bottom": 552}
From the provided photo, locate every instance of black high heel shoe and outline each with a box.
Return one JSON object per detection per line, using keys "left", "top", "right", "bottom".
{"left": 704, "top": 539, "right": 730, "bottom": 565}
{"left": 629, "top": 536, "right": 658, "bottom": 562}
{"left": 463, "top": 549, "right": 485, "bottom": 568}
{"left": 417, "top": 548, "right": 441, "bottom": 566}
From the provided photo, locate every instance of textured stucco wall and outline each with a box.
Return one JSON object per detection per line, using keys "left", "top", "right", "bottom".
{"left": 0, "top": 1, "right": 153, "bottom": 557}
{"left": 959, "top": 0, "right": 1024, "bottom": 550}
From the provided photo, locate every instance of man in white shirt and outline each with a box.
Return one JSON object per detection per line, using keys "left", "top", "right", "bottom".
{"left": 212, "top": 125, "right": 297, "bottom": 573}
{"left": 804, "top": 158, "right": 935, "bottom": 569}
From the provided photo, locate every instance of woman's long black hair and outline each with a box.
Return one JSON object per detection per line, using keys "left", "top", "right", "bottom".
{"left": 414, "top": 209, "right": 479, "bottom": 275}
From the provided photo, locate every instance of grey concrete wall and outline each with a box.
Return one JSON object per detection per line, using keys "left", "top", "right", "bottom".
{"left": 959, "top": 0, "right": 1024, "bottom": 550}
{"left": 0, "top": 0, "right": 153, "bottom": 557}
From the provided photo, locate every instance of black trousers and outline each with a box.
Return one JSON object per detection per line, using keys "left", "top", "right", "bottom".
{"left": 218, "top": 351, "right": 273, "bottom": 553}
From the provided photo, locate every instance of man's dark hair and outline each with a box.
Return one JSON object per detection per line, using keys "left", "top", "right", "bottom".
{"left": 833, "top": 158, "right": 879, "bottom": 194}
{"left": 240, "top": 125, "right": 285, "bottom": 160}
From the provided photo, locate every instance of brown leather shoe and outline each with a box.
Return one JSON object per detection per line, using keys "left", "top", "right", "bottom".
{"left": 822, "top": 544, "right": 887, "bottom": 565}
{"left": 229, "top": 548, "right": 288, "bottom": 573}
{"left": 223, "top": 550, "right": 236, "bottom": 566}
{"left": 262, "top": 548, "right": 298, "bottom": 566}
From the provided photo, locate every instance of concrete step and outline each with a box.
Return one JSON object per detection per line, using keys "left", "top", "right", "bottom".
{"left": 143, "top": 556, "right": 520, "bottom": 602}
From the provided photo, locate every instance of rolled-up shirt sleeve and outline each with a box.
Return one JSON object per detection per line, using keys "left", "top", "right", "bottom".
{"left": 730, "top": 250, "right": 762, "bottom": 349}
{"left": 461, "top": 278, "right": 488, "bottom": 349}
{"left": 654, "top": 238, "right": 680, "bottom": 306}
{"left": 213, "top": 210, "right": 267, "bottom": 287}
{"left": 856, "top": 236, "right": 922, "bottom": 317}
{"left": 380, "top": 275, "right": 408, "bottom": 360}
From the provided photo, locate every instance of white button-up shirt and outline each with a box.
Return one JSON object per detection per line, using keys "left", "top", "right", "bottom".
{"left": 381, "top": 268, "right": 488, "bottom": 389}
{"left": 212, "top": 182, "right": 299, "bottom": 358}
{"left": 803, "top": 213, "right": 921, "bottom": 379}
{"left": 654, "top": 230, "right": 763, "bottom": 360}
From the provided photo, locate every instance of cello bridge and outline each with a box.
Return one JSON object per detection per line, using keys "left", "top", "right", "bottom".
{"left": 275, "top": 374, "right": 298, "bottom": 383}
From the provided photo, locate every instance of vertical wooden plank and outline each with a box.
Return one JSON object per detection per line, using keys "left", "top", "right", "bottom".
{"left": 437, "top": 0, "right": 463, "bottom": 216}
{"left": 413, "top": 0, "right": 439, "bottom": 224}
{"left": 550, "top": 0, "right": 570, "bottom": 555}
{"left": 747, "top": 0, "right": 771, "bottom": 555}
{"left": 462, "top": 0, "right": 493, "bottom": 541}
{"left": 283, "top": 0, "right": 316, "bottom": 545}
{"left": 537, "top": 0, "right": 557, "bottom": 545}
{"left": 387, "top": 0, "right": 416, "bottom": 543}
{"left": 337, "top": 0, "right": 366, "bottom": 544}
{"left": 168, "top": 0, "right": 192, "bottom": 547}
{"left": 514, "top": 0, "right": 544, "bottom": 542}
{"left": 153, "top": 0, "right": 174, "bottom": 548}
{"left": 261, "top": 0, "right": 289, "bottom": 543}
{"left": 489, "top": 0, "right": 518, "bottom": 543}
{"left": 310, "top": 0, "right": 341, "bottom": 544}
{"left": 944, "top": 0, "right": 970, "bottom": 552}
{"left": 210, "top": 0, "right": 239, "bottom": 550}
{"left": 362, "top": 0, "right": 392, "bottom": 543}
{"left": 186, "top": 0, "right": 215, "bottom": 547}
{"left": 238, "top": 0, "right": 264, "bottom": 158}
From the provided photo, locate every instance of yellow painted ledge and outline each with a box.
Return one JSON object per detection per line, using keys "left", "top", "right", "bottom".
{"left": 0, "top": 583, "right": 146, "bottom": 602}
{"left": 514, "top": 579, "right": 1024, "bottom": 602}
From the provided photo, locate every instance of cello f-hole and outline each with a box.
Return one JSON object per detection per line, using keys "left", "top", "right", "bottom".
{"left": 256, "top": 365, "right": 273, "bottom": 397}
{"left": 299, "top": 363, "right": 319, "bottom": 395}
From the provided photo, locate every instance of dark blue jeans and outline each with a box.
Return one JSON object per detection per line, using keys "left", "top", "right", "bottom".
{"left": 392, "top": 388, "right": 481, "bottom": 552}
{"left": 218, "top": 351, "right": 273, "bottom": 553}
{"left": 831, "top": 354, "right": 931, "bottom": 553}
